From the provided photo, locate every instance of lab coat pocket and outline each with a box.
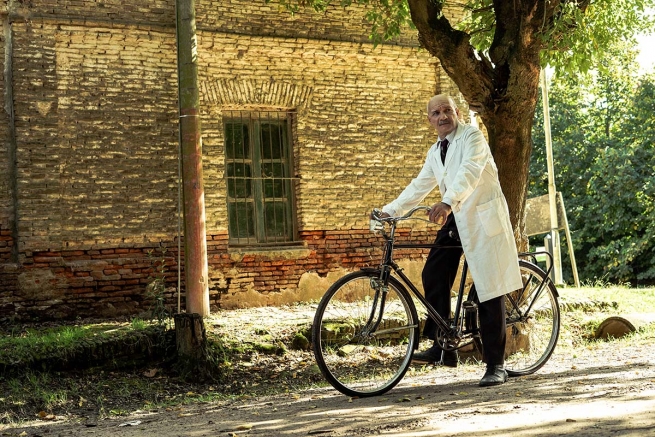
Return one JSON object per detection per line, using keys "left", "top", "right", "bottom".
{"left": 476, "top": 197, "right": 504, "bottom": 237}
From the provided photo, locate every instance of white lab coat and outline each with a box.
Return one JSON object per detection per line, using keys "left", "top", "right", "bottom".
{"left": 383, "top": 123, "right": 522, "bottom": 302}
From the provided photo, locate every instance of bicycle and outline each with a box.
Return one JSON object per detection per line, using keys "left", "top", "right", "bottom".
{"left": 311, "top": 206, "right": 560, "bottom": 397}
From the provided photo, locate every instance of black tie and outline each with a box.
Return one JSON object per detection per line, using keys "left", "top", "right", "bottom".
{"left": 440, "top": 139, "right": 449, "bottom": 164}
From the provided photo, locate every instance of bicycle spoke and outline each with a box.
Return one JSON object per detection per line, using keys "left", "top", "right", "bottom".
{"left": 504, "top": 261, "right": 560, "bottom": 376}
{"left": 312, "top": 271, "right": 418, "bottom": 397}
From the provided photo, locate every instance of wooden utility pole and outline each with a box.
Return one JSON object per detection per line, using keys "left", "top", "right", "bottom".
{"left": 176, "top": 0, "right": 209, "bottom": 316}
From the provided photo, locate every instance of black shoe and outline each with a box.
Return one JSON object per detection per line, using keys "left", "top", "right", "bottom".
{"left": 412, "top": 345, "right": 458, "bottom": 367}
{"left": 479, "top": 364, "right": 508, "bottom": 387}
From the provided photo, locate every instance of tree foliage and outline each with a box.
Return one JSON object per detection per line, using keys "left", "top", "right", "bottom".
{"left": 275, "top": 0, "right": 654, "bottom": 74}
{"left": 530, "top": 45, "right": 655, "bottom": 284}
{"left": 273, "top": 0, "right": 655, "bottom": 254}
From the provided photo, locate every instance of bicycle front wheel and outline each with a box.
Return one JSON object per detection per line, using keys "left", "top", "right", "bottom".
{"left": 504, "top": 260, "right": 560, "bottom": 376}
{"left": 312, "top": 270, "right": 419, "bottom": 397}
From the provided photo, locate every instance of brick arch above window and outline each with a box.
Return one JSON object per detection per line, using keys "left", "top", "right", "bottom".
{"left": 201, "top": 79, "right": 314, "bottom": 110}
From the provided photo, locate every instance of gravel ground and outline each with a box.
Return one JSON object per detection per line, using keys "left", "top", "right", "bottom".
{"left": 4, "top": 300, "right": 655, "bottom": 437}
{"left": 7, "top": 339, "right": 655, "bottom": 437}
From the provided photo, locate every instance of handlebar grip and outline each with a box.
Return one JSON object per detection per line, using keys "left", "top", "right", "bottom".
{"left": 370, "top": 208, "right": 383, "bottom": 232}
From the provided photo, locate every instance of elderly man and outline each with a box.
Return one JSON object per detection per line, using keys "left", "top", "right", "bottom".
{"left": 377, "top": 94, "right": 522, "bottom": 387}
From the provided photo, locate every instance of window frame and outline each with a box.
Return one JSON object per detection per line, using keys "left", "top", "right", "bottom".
{"left": 223, "top": 110, "right": 299, "bottom": 247}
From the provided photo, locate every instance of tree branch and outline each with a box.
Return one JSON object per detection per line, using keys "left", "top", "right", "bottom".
{"left": 406, "top": 0, "right": 494, "bottom": 114}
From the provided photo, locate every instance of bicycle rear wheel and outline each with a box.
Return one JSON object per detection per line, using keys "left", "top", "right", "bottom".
{"left": 504, "top": 260, "right": 560, "bottom": 376}
{"left": 312, "top": 270, "right": 419, "bottom": 397}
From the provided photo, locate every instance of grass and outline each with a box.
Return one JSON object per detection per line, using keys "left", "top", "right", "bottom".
{"left": 563, "top": 284, "right": 655, "bottom": 312}
{"left": 0, "top": 320, "right": 166, "bottom": 371}
{"left": 0, "top": 286, "right": 653, "bottom": 428}
{"left": 557, "top": 285, "right": 655, "bottom": 349}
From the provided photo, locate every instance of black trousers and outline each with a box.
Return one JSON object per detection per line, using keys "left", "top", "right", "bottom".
{"left": 421, "top": 214, "right": 506, "bottom": 366}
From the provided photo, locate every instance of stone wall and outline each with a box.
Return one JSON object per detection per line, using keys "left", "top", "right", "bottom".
{"left": 0, "top": 0, "right": 469, "bottom": 320}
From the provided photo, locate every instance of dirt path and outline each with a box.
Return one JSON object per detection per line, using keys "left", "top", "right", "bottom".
{"left": 7, "top": 337, "right": 655, "bottom": 437}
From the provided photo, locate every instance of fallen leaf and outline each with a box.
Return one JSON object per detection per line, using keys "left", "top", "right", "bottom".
{"left": 36, "top": 411, "right": 56, "bottom": 421}
{"left": 143, "top": 368, "right": 158, "bottom": 378}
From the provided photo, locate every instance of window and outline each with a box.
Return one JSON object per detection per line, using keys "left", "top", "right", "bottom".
{"left": 223, "top": 111, "right": 298, "bottom": 246}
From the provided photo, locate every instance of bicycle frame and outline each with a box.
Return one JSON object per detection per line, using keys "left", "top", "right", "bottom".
{"left": 372, "top": 208, "right": 470, "bottom": 347}
{"left": 507, "top": 250, "right": 556, "bottom": 321}
{"left": 370, "top": 206, "right": 556, "bottom": 349}
{"left": 311, "top": 209, "right": 562, "bottom": 398}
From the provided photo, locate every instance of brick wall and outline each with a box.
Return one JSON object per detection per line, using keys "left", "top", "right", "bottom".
{"left": 0, "top": 0, "right": 469, "bottom": 320}
{"left": 199, "top": 32, "right": 440, "bottom": 231}
{"left": 11, "top": 20, "right": 179, "bottom": 252}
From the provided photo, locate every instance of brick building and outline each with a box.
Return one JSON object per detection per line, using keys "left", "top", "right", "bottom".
{"left": 0, "top": 0, "right": 466, "bottom": 320}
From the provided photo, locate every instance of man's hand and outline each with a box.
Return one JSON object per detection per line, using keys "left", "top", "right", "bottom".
{"left": 428, "top": 202, "right": 451, "bottom": 225}
{"left": 370, "top": 209, "right": 390, "bottom": 219}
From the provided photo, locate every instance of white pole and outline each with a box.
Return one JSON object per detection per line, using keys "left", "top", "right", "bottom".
{"left": 558, "top": 192, "right": 581, "bottom": 287}
{"left": 540, "top": 69, "right": 563, "bottom": 285}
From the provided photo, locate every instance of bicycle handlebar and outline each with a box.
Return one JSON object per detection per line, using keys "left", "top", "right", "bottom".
{"left": 371, "top": 205, "right": 431, "bottom": 223}
{"left": 370, "top": 205, "right": 433, "bottom": 234}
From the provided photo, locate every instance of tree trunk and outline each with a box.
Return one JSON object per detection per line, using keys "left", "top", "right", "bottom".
{"left": 175, "top": 313, "right": 207, "bottom": 361}
{"left": 482, "top": 66, "right": 541, "bottom": 250}
{"left": 595, "top": 314, "right": 655, "bottom": 340}
{"left": 174, "top": 313, "right": 218, "bottom": 382}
